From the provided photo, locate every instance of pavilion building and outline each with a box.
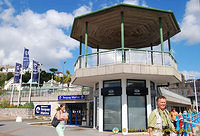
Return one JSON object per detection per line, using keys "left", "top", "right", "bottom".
{"left": 71, "top": 4, "right": 182, "bottom": 134}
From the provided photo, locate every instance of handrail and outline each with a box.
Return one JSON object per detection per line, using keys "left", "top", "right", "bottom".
{"left": 176, "top": 112, "right": 200, "bottom": 135}
{"left": 79, "top": 48, "right": 172, "bottom": 57}
{"left": 74, "top": 47, "right": 178, "bottom": 70}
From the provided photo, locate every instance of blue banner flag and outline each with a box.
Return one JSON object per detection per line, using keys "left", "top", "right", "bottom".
{"left": 23, "top": 48, "right": 29, "bottom": 70}
{"left": 14, "top": 63, "right": 22, "bottom": 83}
{"left": 33, "top": 60, "right": 39, "bottom": 82}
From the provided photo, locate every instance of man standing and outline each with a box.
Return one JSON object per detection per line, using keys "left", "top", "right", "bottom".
{"left": 148, "top": 96, "right": 174, "bottom": 136}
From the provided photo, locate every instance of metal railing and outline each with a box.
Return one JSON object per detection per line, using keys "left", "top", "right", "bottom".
{"left": 74, "top": 48, "right": 177, "bottom": 71}
{"left": 3, "top": 87, "right": 89, "bottom": 98}
{"left": 176, "top": 112, "right": 200, "bottom": 135}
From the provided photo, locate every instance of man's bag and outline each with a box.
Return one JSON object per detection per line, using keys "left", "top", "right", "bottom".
{"left": 51, "top": 115, "right": 60, "bottom": 127}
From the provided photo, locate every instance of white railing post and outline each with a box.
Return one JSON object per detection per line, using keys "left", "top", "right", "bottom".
{"left": 163, "top": 52, "right": 165, "bottom": 65}
{"left": 129, "top": 49, "right": 131, "bottom": 63}
{"left": 99, "top": 52, "right": 101, "bottom": 66}
{"left": 146, "top": 50, "right": 148, "bottom": 64}
{"left": 115, "top": 50, "right": 117, "bottom": 64}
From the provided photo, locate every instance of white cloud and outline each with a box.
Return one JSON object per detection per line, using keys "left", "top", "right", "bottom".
{"left": 141, "top": 0, "right": 148, "bottom": 7}
{"left": 0, "top": 1, "right": 92, "bottom": 70}
{"left": 123, "top": 0, "right": 139, "bottom": 5}
{"left": 73, "top": 2, "right": 92, "bottom": 17}
{"left": 181, "top": 70, "right": 200, "bottom": 80}
{"left": 101, "top": 0, "right": 148, "bottom": 8}
{"left": 175, "top": 0, "right": 200, "bottom": 45}
{"left": 123, "top": 0, "right": 148, "bottom": 6}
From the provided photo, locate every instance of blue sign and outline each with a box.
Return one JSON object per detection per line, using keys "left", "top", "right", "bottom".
{"left": 58, "top": 95, "right": 85, "bottom": 100}
{"left": 23, "top": 48, "right": 29, "bottom": 70}
{"left": 35, "top": 105, "right": 51, "bottom": 116}
{"left": 14, "top": 63, "right": 22, "bottom": 83}
{"left": 32, "top": 60, "right": 39, "bottom": 82}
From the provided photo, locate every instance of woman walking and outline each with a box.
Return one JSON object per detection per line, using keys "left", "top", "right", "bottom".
{"left": 56, "top": 104, "right": 68, "bottom": 136}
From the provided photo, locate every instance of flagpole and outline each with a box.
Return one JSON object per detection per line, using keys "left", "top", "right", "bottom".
{"left": 10, "top": 81, "right": 14, "bottom": 105}
{"left": 17, "top": 68, "right": 23, "bottom": 106}
{"left": 38, "top": 63, "right": 42, "bottom": 88}
{"left": 29, "top": 59, "right": 33, "bottom": 103}
{"left": 17, "top": 48, "right": 24, "bottom": 106}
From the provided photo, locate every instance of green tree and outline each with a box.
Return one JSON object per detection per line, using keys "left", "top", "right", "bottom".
{"left": 49, "top": 68, "right": 58, "bottom": 79}
{"left": 55, "top": 76, "right": 61, "bottom": 83}
{"left": 6, "top": 72, "right": 14, "bottom": 81}
{"left": 0, "top": 67, "right": 4, "bottom": 71}
{"left": 40, "top": 70, "right": 51, "bottom": 85}
{"left": 22, "top": 71, "right": 31, "bottom": 83}
{"left": 64, "top": 70, "right": 71, "bottom": 91}
{"left": 0, "top": 73, "right": 6, "bottom": 88}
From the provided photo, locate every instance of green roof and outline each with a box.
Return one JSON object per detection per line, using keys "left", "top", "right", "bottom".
{"left": 71, "top": 3, "right": 180, "bottom": 49}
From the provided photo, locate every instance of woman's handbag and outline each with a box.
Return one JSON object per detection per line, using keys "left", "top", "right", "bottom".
{"left": 51, "top": 114, "right": 60, "bottom": 127}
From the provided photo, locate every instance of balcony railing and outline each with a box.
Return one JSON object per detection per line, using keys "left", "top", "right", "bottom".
{"left": 74, "top": 48, "right": 177, "bottom": 71}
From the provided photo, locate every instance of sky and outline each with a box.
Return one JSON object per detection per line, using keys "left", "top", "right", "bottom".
{"left": 0, "top": 0, "right": 200, "bottom": 80}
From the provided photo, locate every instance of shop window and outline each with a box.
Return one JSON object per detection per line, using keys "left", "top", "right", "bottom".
{"left": 89, "top": 102, "right": 93, "bottom": 127}
{"left": 103, "top": 80, "right": 121, "bottom": 131}
{"left": 127, "top": 79, "right": 147, "bottom": 130}
{"left": 95, "top": 82, "right": 99, "bottom": 96}
{"left": 95, "top": 82, "right": 99, "bottom": 128}
{"left": 128, "top": 96, "right": 146, "bottom": 130}
{"left": 103, "top": 80, "right": 121, "bottom": 88}
{"left": 104, "top": 96, "right": 121, "bottom": 131}
{"left": 96, "top": 97, "right": 99, "bottom": 129}
{"left": 127, "top": 79, "right": 145, "bottom": 88}
{"left": 150, "top": 81, "right": 156, "bottom": 110}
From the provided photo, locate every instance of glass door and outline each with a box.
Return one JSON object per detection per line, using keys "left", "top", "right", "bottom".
{"left": 128, "top": 96, "right": 146, "bottom": 129}
{"left": 104, "top": 96, "right": 121, "bottom": 131}
{"left": 68, "top": 104, "right": 82, "bottom": 125}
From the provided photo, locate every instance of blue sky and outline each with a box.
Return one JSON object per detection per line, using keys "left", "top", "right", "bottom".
{"left": 0, "top": 0, "right": 200, "bottom": 80}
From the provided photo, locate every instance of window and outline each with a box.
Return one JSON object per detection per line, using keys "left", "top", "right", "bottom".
{"left": 95, "top": 97, "right": 99, "bottom": 129}
{"left": 128, "top": 96, "right": 146, "bottom": 129}
{"left": 95, "top": 82, "right": 99, "bottom": 96}
{"left": 103, "top": 80, "right": 121, "bottom": 88}
{"left": 104, "top": 96, "right": 121, "bottom": 131}
{"left": 127, "top": 79, "right": 147, "bottom": 130}
{"left": 103, "top": 80, "right": 121, "bottom": 131}
{"left": 127, "top": 79, "right": 145, "bottom": 88}
{"left": 95, "top": 82, "right": 99, "bottom": 128}
{"left": 150, "top": 81, "right": 156, "bottom": 110}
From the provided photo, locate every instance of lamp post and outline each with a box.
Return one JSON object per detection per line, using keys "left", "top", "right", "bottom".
{"left": 62, "top": 61, "right": 66, "bottom": 90}
{"left": 190, "top": 75, "right": 199, "bottom": 113}
{"left": 193, "top": 78, "right": 199, "bottom": 113}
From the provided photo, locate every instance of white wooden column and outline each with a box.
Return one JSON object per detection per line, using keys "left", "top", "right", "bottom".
{"left": 122, "top": 78, "right": 128, "bottom": 134}
{"left": 99, "top": 80, "right": 103, "bottom": 132}
{"left": 146, "top": 80, "right": 152, "bottom": 118}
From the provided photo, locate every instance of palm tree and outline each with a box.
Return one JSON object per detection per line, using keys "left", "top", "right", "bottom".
{"left": 64, "top": 70, "right": 71, "bottom": 91}
{"left": 49, "top": 68, "right": 58, "bottom": 79}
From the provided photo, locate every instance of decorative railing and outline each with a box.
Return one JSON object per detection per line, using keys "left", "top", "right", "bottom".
{"left": 74, "top": 48, "right": 177, "bottom": 71}
{"left": 176, "top": 112, "right": 200, "bottom": 135}
{"left": 3, "top": 86, "right": 89, "bottom": 98}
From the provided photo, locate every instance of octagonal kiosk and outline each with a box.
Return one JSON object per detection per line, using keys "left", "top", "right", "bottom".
{"left": 71, "top": 4, "right": 182, "bottom": 134}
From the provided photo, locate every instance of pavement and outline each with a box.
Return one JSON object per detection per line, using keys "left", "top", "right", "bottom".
{"left": 0, "top": 114, "right": 199, "bottom": 136}
{"left": 0, "top": 114, "right": 149, "bottom": 136}
{"left": 0, "top": 121, "right": 149, "bottom": 136}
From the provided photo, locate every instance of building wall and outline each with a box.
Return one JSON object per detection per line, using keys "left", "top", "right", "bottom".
{"left": 94, "top": 79, "right": 153, "bottom": 135}
{"left": 0, "top": 108, "right": 33, "bottom": 119}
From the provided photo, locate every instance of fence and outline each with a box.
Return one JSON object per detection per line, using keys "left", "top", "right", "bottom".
{"left": 2, "top": 86, "right": 90, "bottom": 98}
{"left": 176, "top": 112, "right": 200, "bottom": 135}
{"left": 74, "top": 48, "right": 178, "bottom": 71}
